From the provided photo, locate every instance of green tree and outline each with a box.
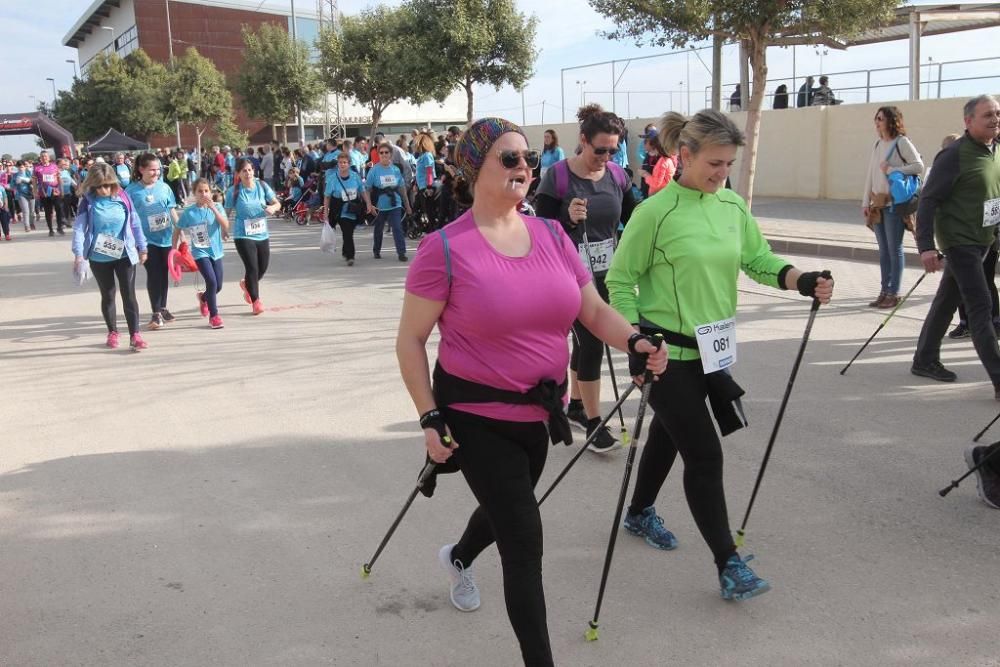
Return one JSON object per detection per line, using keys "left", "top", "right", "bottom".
{"left": 163, "top": 47, "right": 234, "bottom": 158}
{"left": 235, "top": 22, "right": 324, "bottom": 142}
{"left": 1, "top": 154, "right": 12, "bottom": 161}
{"left": 20, "top": 152, "right": 39, "bottom": 162}
{"left": 53, "top": 50, "right": 172, "bottom": 142}
{"left": 316, "top": 5, "right": 446, "bottom": 135}
{"left": 588, "top": 0, "right": 898, "bottom": 203}
{"left": 214, "top": 115, "right": 249, "bottom": 149}
{"left": 405, "top": 0, "right": 538, "bottom": 124}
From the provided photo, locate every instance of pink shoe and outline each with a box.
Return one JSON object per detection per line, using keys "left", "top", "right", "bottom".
{"left": 105, "top": 331, "right": 119, "bottom": 349}
{"left": 197, "top": 291, "right": 209, "bottom": 317}
{"left": 252, "top": 299, "right": 264, "bottom": 316}
{"left": 209, "top": 315, "right": 224, "bottom": 329}
{"left": 129, "top": 333, "right": 148, "bottom": 352}
{"left": 239, "top": 279, "right": 252, "bottom": 305}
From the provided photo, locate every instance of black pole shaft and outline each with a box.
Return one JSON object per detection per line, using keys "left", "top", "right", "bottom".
{"left": 363, "top": 461, "right": 436, "bottom": 574}
{"left": 840, "top": 271, "right": 927, "bottom": 375}
{"left": 939, "top": 438, "right": 1000, "bottom": 497}
{"left": 537, "top": 382, "right": 638, "bottom": 507}
{"left": 973, "top": 412, "right": 1000, "bottom": 443}
{"left": 604, "top": 344, "right": 628, "bottom": 433}
{"left": 588, "top": 372, "right": 654, "bottom": 632}
{"left": 737, "top": 299, "right": 820, "bottom": 538}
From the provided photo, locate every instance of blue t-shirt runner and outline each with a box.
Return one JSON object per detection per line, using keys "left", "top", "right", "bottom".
{"left": 225, "top": 179, "right": 276, "bottom": 240}
{"left": 125, "top": 180, "right": 177, "bottom": 248}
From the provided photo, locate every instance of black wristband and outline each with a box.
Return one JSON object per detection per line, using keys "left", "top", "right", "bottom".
{"left": 419, "top": 408, "right": 451, "bottom": 444}
{"left": 627, "top": 332, "right": 646, "bottom": 356}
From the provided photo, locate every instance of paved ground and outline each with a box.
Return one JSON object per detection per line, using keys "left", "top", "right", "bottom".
{"left": 2, "top": 211, "right": 999, "bottom": 667}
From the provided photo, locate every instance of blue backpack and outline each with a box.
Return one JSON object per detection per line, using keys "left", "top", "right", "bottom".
{"left": 885, "top": 139, "right": 921, "bottom": 214}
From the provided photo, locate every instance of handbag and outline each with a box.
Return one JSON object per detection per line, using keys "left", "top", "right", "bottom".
{"left": 886, "top": 139, "right": 921, "bottom": 216}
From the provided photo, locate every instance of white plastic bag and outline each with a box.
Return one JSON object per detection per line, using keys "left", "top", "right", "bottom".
{"left": 74, "top": 261, "right": 90, "bottom": 288}
{"left": 320, "top": 223, "right": 337, "bottom": 255}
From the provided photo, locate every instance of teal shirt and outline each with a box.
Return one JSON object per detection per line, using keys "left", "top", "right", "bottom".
{"left": 365, "top": 164, "right": 405, "bottom": 210}
{"left": 177, "top": 204, "right": 225, "bottom": 261}
{"left": 125, "top": 180, "right": 177, "bottom": 248}
{"left": 114, "top": 163, "right": 131, "bottom": 188}
{"left": 224, "top": 179, "right": 275, "bottom": 240}
{"left": 324, "top": 170, "right": 365, "bottom": 220}
{"left": 89, "top": 196, "right": 129, "bottom": 263}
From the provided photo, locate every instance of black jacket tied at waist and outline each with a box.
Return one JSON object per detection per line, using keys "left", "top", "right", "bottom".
{"left": 640, "top": 320, "right": 749, "bottom": 437}
{"left": 417, "top": 363, "right": 571, "bottom": 498}
{"left": 433, "top": 362, "right": 572, "bottom": 445}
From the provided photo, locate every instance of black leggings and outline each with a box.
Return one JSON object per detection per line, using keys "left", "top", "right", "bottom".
{"left": 629, "top": 360, "right": 736, "bottom": 572}
{"left": 144, "top": 245, "right": 171, "bottom": 314}
{"left": 329, "top": 208, "right": 356, "bottom": 260}
{"left": 90, "top": 258, "right": 139, "bottom": 335}
{"left": 41, "top": 195, "right": 64, "bottom": 231}
{"left": 570, "top": 273, "right": 609, "bottom": 382}
{"left": 958, "top": 241, "right": 1000, "bottom": 324}
{"left": 445, "top": 408, "right": 553, "bottom": 667}
{"left": 234, "top": 238, "right": 270, "bottom": 302}
{"left": 0, "top": 206, "right": 9, "bottom": 236}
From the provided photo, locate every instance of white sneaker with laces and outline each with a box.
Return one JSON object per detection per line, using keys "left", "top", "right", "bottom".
{"left": 438, "top": 543, "right": 480, "bottom": 612}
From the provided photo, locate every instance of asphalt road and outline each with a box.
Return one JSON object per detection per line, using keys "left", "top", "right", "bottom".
{"left": 1, "top": 220, "right": 998, "bottom": 666}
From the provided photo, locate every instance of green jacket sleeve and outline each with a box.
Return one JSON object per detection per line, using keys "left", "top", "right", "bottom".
{"left": 740, "top": 208, "right": 790, "bottom": 289}
{"left": 606, "top": 204, "right": 655, "bottom": 324}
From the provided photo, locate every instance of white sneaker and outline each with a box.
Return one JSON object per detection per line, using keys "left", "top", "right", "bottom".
{"left": 438, "top": 543, "right": 480, "bottom": 612}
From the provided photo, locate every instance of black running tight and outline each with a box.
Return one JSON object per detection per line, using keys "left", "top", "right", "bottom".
{"left": 570, "top": 273, "right": 609, "bottom": 381}
{"left": 445, "top": 408, "right": 553, "bottom": 667}
{"left": 234, "top": 238, "right": 270, "bottom": 302}
{"left": 144, "top": 245, "right": 171, "bottom": 314}
{"left": 90, "top": 258, "right": 140, "bottom": 335}
{"left": 628, "top": 359, "right": 737, "bottom": 572}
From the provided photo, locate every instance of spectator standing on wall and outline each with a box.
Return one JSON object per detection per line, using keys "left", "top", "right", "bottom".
{"left": 811, "top": 76, "right": 840, "bottom": 106}
{"left": 772, "top": 84, "right": 789, "bottom": 109}
{"left": 729, "top": 84, "right": 742, "bottom": 112}
{"left": 796, "top": 76, "right": 815, "bottom": 108}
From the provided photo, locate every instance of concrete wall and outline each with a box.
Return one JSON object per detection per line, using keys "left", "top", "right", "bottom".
{"left": 521, "top": 97, "right": 969, "bottom": 202}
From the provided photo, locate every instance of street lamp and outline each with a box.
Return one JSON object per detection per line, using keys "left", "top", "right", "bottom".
{"left": 66, "top": 59, "right": 78, "bottom": 79}
{"left": 575, "top": 80, "right": 587, "bottom": 107}
{"left": 46, "top": 77, "right": 56, "bottom": 108}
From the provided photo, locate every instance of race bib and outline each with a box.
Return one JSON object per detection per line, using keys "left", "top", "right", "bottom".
{"left": 244, "top": 217, "right": 267, "bottom": 236}
{"left": 94, "top": 233, "right": 125, "bottom": 259}
{"left": 148, "top": 212, "right": 170, "bottom": 232}
{"left": 42, "top": 173, "right": 57, "bottom": 185}
{"left": 984, "top": 198, "right": 1000, "bottom": 228}
{"left": 577, "top": 237, "right": 616, "bottom": 273}
{"left": 341, "top": 188, "right": 358, "bottom": 202}
{"left": 189, "top": 223, "right": 210, "bottom": 248}
{"left": 379, "top": 175, "right": 397, "bottom": 188}
{"left": 695, "top": 317, "right": 737, "bottom": 374}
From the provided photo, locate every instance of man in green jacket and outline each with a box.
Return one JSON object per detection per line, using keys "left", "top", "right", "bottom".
{"left": 911, "top": 94, "right": 1000, "bottom": 507}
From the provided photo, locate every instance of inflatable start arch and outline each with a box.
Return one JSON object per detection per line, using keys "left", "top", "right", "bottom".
{"left": 0, "top": 112, "right": 77, "bottom": 158}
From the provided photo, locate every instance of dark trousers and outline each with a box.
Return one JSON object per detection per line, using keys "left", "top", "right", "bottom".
{"left": 196, "top": 257, "right": 224, "bottom": 317}
{"left": 570, "top": 274, "right": 609, "bottom": 381}
{"left": 915, "top": 244, "right": 1000, "bottom": 386}
{"left": 40, "top": 195, "right": 64, "bottom": 231}
{"left": 629, "top": 360, "right": 736, "bottom": 572}
{"left": 0, "top": 207, "right": 9, "bottom": 236}
{"left": 446, "top": 408, "right": 553, "bottom": 667}
{"left": 144, "top": 245, "right": 171, "bottom": 314}
{"left": 373, "top": 208, "right": 405, "bottom": 257}
{"left": 329, "top": 208, "right": 356, "bottom": 260}
{"left": 234, "top": 238, "right": 270, "bottom": 302}
{"left": 90, "top": 258, "right": 139, "bottom": 335}
{"left": 958, "top": 241, "right": 1000, "bottom": 324}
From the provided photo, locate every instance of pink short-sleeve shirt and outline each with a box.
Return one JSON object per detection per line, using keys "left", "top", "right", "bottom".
{"left": 405, "top": 210, "right": 592, "bottom": 422}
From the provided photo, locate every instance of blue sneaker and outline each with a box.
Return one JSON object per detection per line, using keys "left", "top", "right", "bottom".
{"left": 623, "top": 506, "right": 678, "bottom": 550}
{"left": 719, "top": 554, "right": 771, "bottom": 601}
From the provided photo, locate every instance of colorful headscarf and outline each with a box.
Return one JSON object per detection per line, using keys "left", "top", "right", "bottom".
{"left": 454, "top": 117, "right": 526, "bottom": 184}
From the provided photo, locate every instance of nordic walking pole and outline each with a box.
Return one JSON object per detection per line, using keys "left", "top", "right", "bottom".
{"left": 735, "top": 282, "right": 828, "bottom": 549}
{"left": 361, "top": 434, "right": 452, "bottom": 579}
{"left": 973, "top": 412, "right": 1000, "bottom": 443}
{"left": 537, "top": 381, "right": 639, "bottom": 507}
{"left": 578, "top": 214, "right": 629, "bottom": 441}
{"left": 840, "top": 270, "right": 929, "bottom": 375}
{"left": 939, "top": 438, "right": 1000, "bottom": 497}
{"left": 585, "top": 336, "right": 662, "bottom": 642}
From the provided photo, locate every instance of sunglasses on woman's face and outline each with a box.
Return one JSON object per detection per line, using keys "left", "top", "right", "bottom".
{"left": 96, "top": 182, "right": 116, "bottom": 189}
{"left": 497, "top": 149, "right": 540, "bottom": 170}
{"left": 379, "top": 151, "right": 391, "bottom": 155}
{"left": 591, "top": 146, "right": 620, "bottom": 156}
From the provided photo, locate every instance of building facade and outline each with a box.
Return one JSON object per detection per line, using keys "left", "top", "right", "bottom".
{"left": 63, "top": 0, "right": 466, "bottom": 148}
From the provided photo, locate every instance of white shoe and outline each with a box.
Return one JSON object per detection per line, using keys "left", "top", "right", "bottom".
{"left": 438, "top": 544, "right": 480, "bottom": 612}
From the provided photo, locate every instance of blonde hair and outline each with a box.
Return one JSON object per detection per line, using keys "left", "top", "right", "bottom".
{"left": 941, "top": 133, "right": 962, "bottom": 149}
{"left": 659, "top": 109, "right": 745, "bottom": 156}
{"left": 77, "top": 162, "right": 120, "bottom": 197}
{"left": 414, "top": 132, "right": 436, "bottom": 155}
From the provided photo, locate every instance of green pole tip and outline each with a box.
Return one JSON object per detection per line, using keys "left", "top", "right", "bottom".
{"left": 584, "top": 625, "right": 599, "bottom": 642}
{"left": 361, "top": 564, "right": 371, "bottom": 579}
{"left": 621, "top": 430, "right": 631, "bottom": 446}
{"left": 734, "top": 531, "right": 745, "bottom": 548}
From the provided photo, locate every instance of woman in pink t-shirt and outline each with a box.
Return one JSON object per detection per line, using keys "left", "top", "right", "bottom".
{"left": 397, "top": 118, "right": 666, "bottom": 667}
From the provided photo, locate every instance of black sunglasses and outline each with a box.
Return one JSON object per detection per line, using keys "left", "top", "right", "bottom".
{"left": 498, "top": 149, "right": 540, "bottom": 170}
{"left": 378, "top": 150, "right": 391, "bottom": 155}
{"left": 592, "top": 146, "right": 620, "bottom": 156}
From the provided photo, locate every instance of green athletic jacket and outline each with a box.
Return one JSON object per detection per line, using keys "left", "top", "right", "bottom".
{"left": 606, "top": 179, "right": 791, "bottom": 361}
{"left": 915, "top": 132, "right": 1000, "bottom": 253}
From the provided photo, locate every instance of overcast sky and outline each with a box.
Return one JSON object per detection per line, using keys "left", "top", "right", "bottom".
{"left": 2, "top": 0, "right": 999, "bottom": 156}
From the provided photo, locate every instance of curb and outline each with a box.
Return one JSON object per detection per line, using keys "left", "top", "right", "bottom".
{"left": 764, "top": 237, "right": 925, "bottom": 268}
